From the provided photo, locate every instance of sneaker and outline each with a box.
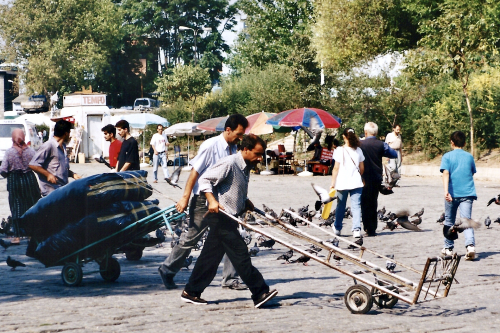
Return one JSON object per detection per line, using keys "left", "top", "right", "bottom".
{"left": 333, "top": 228, "right": 341, "bottom": 236}
{"left": 222, "top": 280, "right": 248, "bottom": 290}
{"left": 441, "top": 248, "right": 453, "bottom": 256}
{"left": 254, "top": 289, "right": 278, "bottom": 308}
{"left": 181, "top": 290, "right": 208, "bottom": 305}
{"left": 153, "top": 180, "right": 158, "bottom": 183}
{"left": 465, "top": 246, "right": 475, "bottom": 261}
{"left": 353, "top": 230, "right": 361, "bottom": 238}
{"left": 158, "top": 267, "right": 178, "bottom": 289}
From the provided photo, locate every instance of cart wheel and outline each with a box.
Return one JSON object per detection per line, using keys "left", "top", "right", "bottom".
{"left": 344, "top": 285, "right": 373, "bottom": 314}
{"left": 61, "top": 262, "right": 83, "bottom": 287}
{"left": 371, "top": 287, "right": 399, "bottom": 309}
{"left": 100, "top": 257, "right": 121, "bottom": 282}
{"left": 125, "top": 249, "right": 143, "bottom": 261}
{"left": 167, "top": 160, "right": 174, "bottom": 166}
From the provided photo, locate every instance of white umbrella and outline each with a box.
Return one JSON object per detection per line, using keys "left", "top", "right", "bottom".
{"left": 163, "top": 122, "right": 214, "bottom": 168}
{"left": 109, "top": 113, "right": 170, "bottom": 164}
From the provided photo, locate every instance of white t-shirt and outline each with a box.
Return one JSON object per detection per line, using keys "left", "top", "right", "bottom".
{"left": 332, "top": 146, "right": 365, "bottom": 190}
{"left": 150, "top": 133, "right": 169, "bottom": 153}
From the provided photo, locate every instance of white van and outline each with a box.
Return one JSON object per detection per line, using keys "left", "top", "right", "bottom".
{"left": 133, "top": 98, "right": 160, "bottom": 111}
{"left": 0, "top": 119, "right": 42, "bottom": 163}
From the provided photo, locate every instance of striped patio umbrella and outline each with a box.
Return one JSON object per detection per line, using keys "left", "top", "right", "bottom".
{"left": 196, "top": 116, "right": 228, "bottom": 132}
{"left": 266, "top": 108, "right": 341, "bottom": 129}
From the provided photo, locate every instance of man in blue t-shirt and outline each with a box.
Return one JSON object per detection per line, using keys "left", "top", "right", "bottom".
{"left": 440, "top": 131, "right": 477, "bottom": 260}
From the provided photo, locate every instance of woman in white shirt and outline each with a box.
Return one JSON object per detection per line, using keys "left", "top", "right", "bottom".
{"left": 330, "top": 128, "right": 365, "bottom": 238}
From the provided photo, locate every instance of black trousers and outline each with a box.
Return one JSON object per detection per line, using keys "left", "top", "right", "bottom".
{"left": 361, "top": 181, "right": 380, "bottom": 234}
{"left": 185, "top": 213, "right": 269, "bottom": 300}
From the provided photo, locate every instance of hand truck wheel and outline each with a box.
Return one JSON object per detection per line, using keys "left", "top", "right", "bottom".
{"left": 61, "top": 262, "right": 83, "bottom": 287}
{"left": 99, "top": 257, "right": 121, "bottom": 282}
{"left": 344, "top": 285, "right": 373, "bottom": 314}
{"left": 125, "top": 249, "right": 143, "bottom": 261}
{"left": 371, "top": 286, "right": 399, "bottom": 309}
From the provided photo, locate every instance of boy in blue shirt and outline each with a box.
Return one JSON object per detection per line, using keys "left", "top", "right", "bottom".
{"left": 440, "top": 131, "right": 477, "bottom": 260}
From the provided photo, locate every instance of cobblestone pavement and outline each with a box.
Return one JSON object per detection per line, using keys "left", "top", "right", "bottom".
{"left": 1, "top": 163, "right": 500, "bottom": 332}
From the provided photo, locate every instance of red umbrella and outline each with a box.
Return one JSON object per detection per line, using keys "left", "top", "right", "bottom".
{"left": 196, "top": 116, "right": 228, "bottom": 132}
{"left": 266, "top": 108, "right": 341, "bottom": 129}
{"left": 245, "top": 112, "right": 276, "bottom": 135}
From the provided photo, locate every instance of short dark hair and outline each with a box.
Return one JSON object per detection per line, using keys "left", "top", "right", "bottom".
{"left": 115, "top": 120, "right": 130, "bottom": 131}
{"left": 54, "top": 120, "right": 73, "bottom": 137}
{"left": 101, "top": 124, "right": 116, "bottom": 137}
{"left": 450, "top": 131, "right": 466, "bottom": 147}
{"left": 241, "top": 134, "right": 267, "bottom": 151}
{"left": 225, "top": 114, "right": 249, "bottom": 131}
{"left": 393, "top": 124, "right": 401, "bottom": 129}
{"left": 157, "top": 124, "right": 163, "bottom": 129}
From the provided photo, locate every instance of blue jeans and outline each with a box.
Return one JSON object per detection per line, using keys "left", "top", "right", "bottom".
{"left": 444, "top": 197, "right": 475, "bottom": 249}
{"left": 153, "top": 152, "right": 170, "bottom": 180}
{"left": 334, "top": 187, "right": 363, "bottom": 232}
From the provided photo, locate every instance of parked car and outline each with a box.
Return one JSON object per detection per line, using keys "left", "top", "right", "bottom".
{"left": 133, "top": 98, "right": 160, "bottom": 111}
{"left": 0, "top": 119, "right": 42, "bottom": 164}
{"left": 21, "top": 95, "right": 49, "bottom": 113}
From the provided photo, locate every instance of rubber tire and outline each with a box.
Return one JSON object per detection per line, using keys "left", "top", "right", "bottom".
{"left": 125, "top": 249, "right": 143, "bottom": 261}
{"left": 99, "top": 257, "right": 121, "bottom": 282}
{"left": 344, "top": 285, "right": 373, "bottom": 314}
{"left": 61, "top": 262, "right": 83, "bottom": 287}
{"left": 371, "top": 287, "right": 399, "bottom": 309}
{"left": 167, "top": 160, "right": 174, "bottom": 166}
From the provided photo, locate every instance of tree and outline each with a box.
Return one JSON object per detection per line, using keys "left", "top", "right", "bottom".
{"left": 418, "top": 0, "right": 500, "bottom": 156}
{"left": 0, "top": 0, "right": 123, "bottom": 94}
{"left": 156, "top": 64, "right": 211, "bottom": 121}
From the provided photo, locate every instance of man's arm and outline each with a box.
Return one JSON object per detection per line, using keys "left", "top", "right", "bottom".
{"left": 68, "top": 170, "right": 82, "bottom": 180}
{"left": 382, "top": 142, "right": 398, "bottom": 158}
{"left": 204, "top": 191, "right": 225, "bottom": 213}
{"left": 175, "top": 168, "right": 200, "bottom": 213}
{"left": 442, "top": 170, "right": 452, "bottom": 202}
{"left": 120, "top": 162, "right": 131, "bottom": 171}
{"left": 30, "top": 165, "right": 57, "bottom": 184}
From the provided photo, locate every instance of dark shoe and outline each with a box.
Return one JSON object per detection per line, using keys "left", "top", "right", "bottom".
{"left": 364, "top": 232, "right": 377, "bottom": 237}
{"left": 158, "top": 267, "right": 178, "bottom": 289}
{"left": 222, "top": 280, "right": 248, "bottom": 290}
{"left": 181, "top": 290, "right": 207, "bottom": 305}
{"left": 254, "top": 289, "right": 278, "bottom": 308}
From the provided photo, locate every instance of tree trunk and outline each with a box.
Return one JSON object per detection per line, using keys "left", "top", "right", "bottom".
{"left": 462, "top": 86, "right": 474, "bottom": 157}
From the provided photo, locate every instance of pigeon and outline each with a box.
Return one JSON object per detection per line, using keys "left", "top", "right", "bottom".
{"left": 6, "top": 256, "right": 26, "bottom": 270}
{"left": 382, "top": 165, "right": 400, "bottom": 188}
{"left": 0, "top": 217, "right": 13, "bottom": 236}
{"left": 453, "top": 217, "right": 482, "bottom": 232}
{"left": 319, "top": 215, "right": 335, "bottom": 228}
{"left": 0, "top": 239, "right": 12, "bottom": 252}
{"left": 257, "top": 236, "right": 275, "bottom": 249}
{"left": 494, "top": 216, "right": 500, "bottom": 224}
{"left": 277, "top": 249, "right": 294, "bottom": 263}
{"left": 377, "top": 206, "right": 386, "bottom": 220}
{"left": 262, "top": 204, "right": 279, "bottom": 219}
{"left": 436, "top": 212, "right": 445, "bottom": 224}
{"left": 487, "top": 195, "right": 500, "bottom": 207}
{"left": 382, "top": 220, "right": 398, "bottom": 231}
{"left": 249, "top": 243, "right": 260, "bottom": 256}
{"left": 182, "top": 256, "right": 193, "bottom": 269}
{"left": 326, "top": 238, "right": 340, "bottom": 248}
{"left": 395, "top": 210, "right": 423, "bottom": 231}
{"left": 411, "top": 208, "right": 425, "bottom": 218}
{"left": 305, "top": 245, "right": 323, "bottom": 255}
{"left": 314, "top": 200, "right": 322, "bottom": 211}
{"left": 485, "top": 216, "right": 492, "bottom": 229}
{"left": 344, "top": 207, "right": 352, "bottom": 219}
{"left": 165, "top": 166, "right": 182, "bottom": 189}
{"left": 290, "top": 255, "right": 311, "bottom": 265}
{"left": 348, "top": 237, "right": 363, "bottom": 250}
{"left": 410, "top": 216, "right": 422, "bottom": 225}
{"left": 171, "top": 239, "right": 179, "bottom": 248}
{"left": 156, "top": 228, "right": 166, "bottom": 243}
{"left": 311, "top": 183, "right": 336, "bottom": 205}
{"left": 194, "top": 239, "right": 203, "bottom": 251}
{"left": 386, "top": 254, "right": 396, "bottom": 273}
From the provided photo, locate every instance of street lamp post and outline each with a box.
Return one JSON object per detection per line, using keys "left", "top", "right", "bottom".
{"left": 178, "top": 26, "right": 212, "bottom": 63}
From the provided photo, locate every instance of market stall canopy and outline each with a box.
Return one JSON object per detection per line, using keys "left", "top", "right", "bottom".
{"left": 266, "top": 108, "right": 341, "bottom": 129}
{"left": 164, "top": 122, "right": 214, "bottom": 136}
{"left": 108, "top": 113, "right": 169, "bottom": 129}
{"left": 196, "top": 116, "right": 228, "bottom": 132}
{"left": 246, "top": 112, "right": 276, "bottom": 135}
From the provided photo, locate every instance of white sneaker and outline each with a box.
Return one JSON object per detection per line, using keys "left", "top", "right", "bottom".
{"left": 353, "top": 230, "right": 361, "bottom": 238}
{"left": 441, "top": 248, "right": 453, "bottom": 256}
{"left": 333, "top": 228, "right": 341, "bottom": 236}
{"left": 465, "top": 246, "right": 475, "bottom": 261}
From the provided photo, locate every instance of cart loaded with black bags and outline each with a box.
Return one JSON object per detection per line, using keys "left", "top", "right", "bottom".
{"left": 19, "top": 170, "right": 183, "bottom": 286}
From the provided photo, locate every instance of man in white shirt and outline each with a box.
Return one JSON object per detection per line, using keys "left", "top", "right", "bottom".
{"left": 385, "top": 124, "right": 403, "bottom": 173}
{"left": 150, "top": 124, "right": 170, "bottom": 183}
{"left": 158, "top": 114, "right": 249, "bottom": 290}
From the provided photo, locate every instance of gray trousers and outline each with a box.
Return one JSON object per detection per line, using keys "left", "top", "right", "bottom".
{"left": 160, "top": 195, "right": 239, "bottom": 286}
{"left": 388, "top": 150, "right": 402, "bottom": 173}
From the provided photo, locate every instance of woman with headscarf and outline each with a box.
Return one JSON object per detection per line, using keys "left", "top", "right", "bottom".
{"left": 0, "top": 128, "right": 41, "bottom": 243}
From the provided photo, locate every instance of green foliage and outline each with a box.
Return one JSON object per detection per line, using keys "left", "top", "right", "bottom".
{"left": 0, "top": 0, "right": 123, "bottom": 94}
{"left": 156, "top": 65, "right": 212, "bottom": 105}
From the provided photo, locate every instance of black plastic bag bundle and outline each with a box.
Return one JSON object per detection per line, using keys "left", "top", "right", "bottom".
{"left": 20, "top": 171, "right": 152, "bottom": 240}
{"left": 34, "top": 200, "right": 161, "bottom": 266}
